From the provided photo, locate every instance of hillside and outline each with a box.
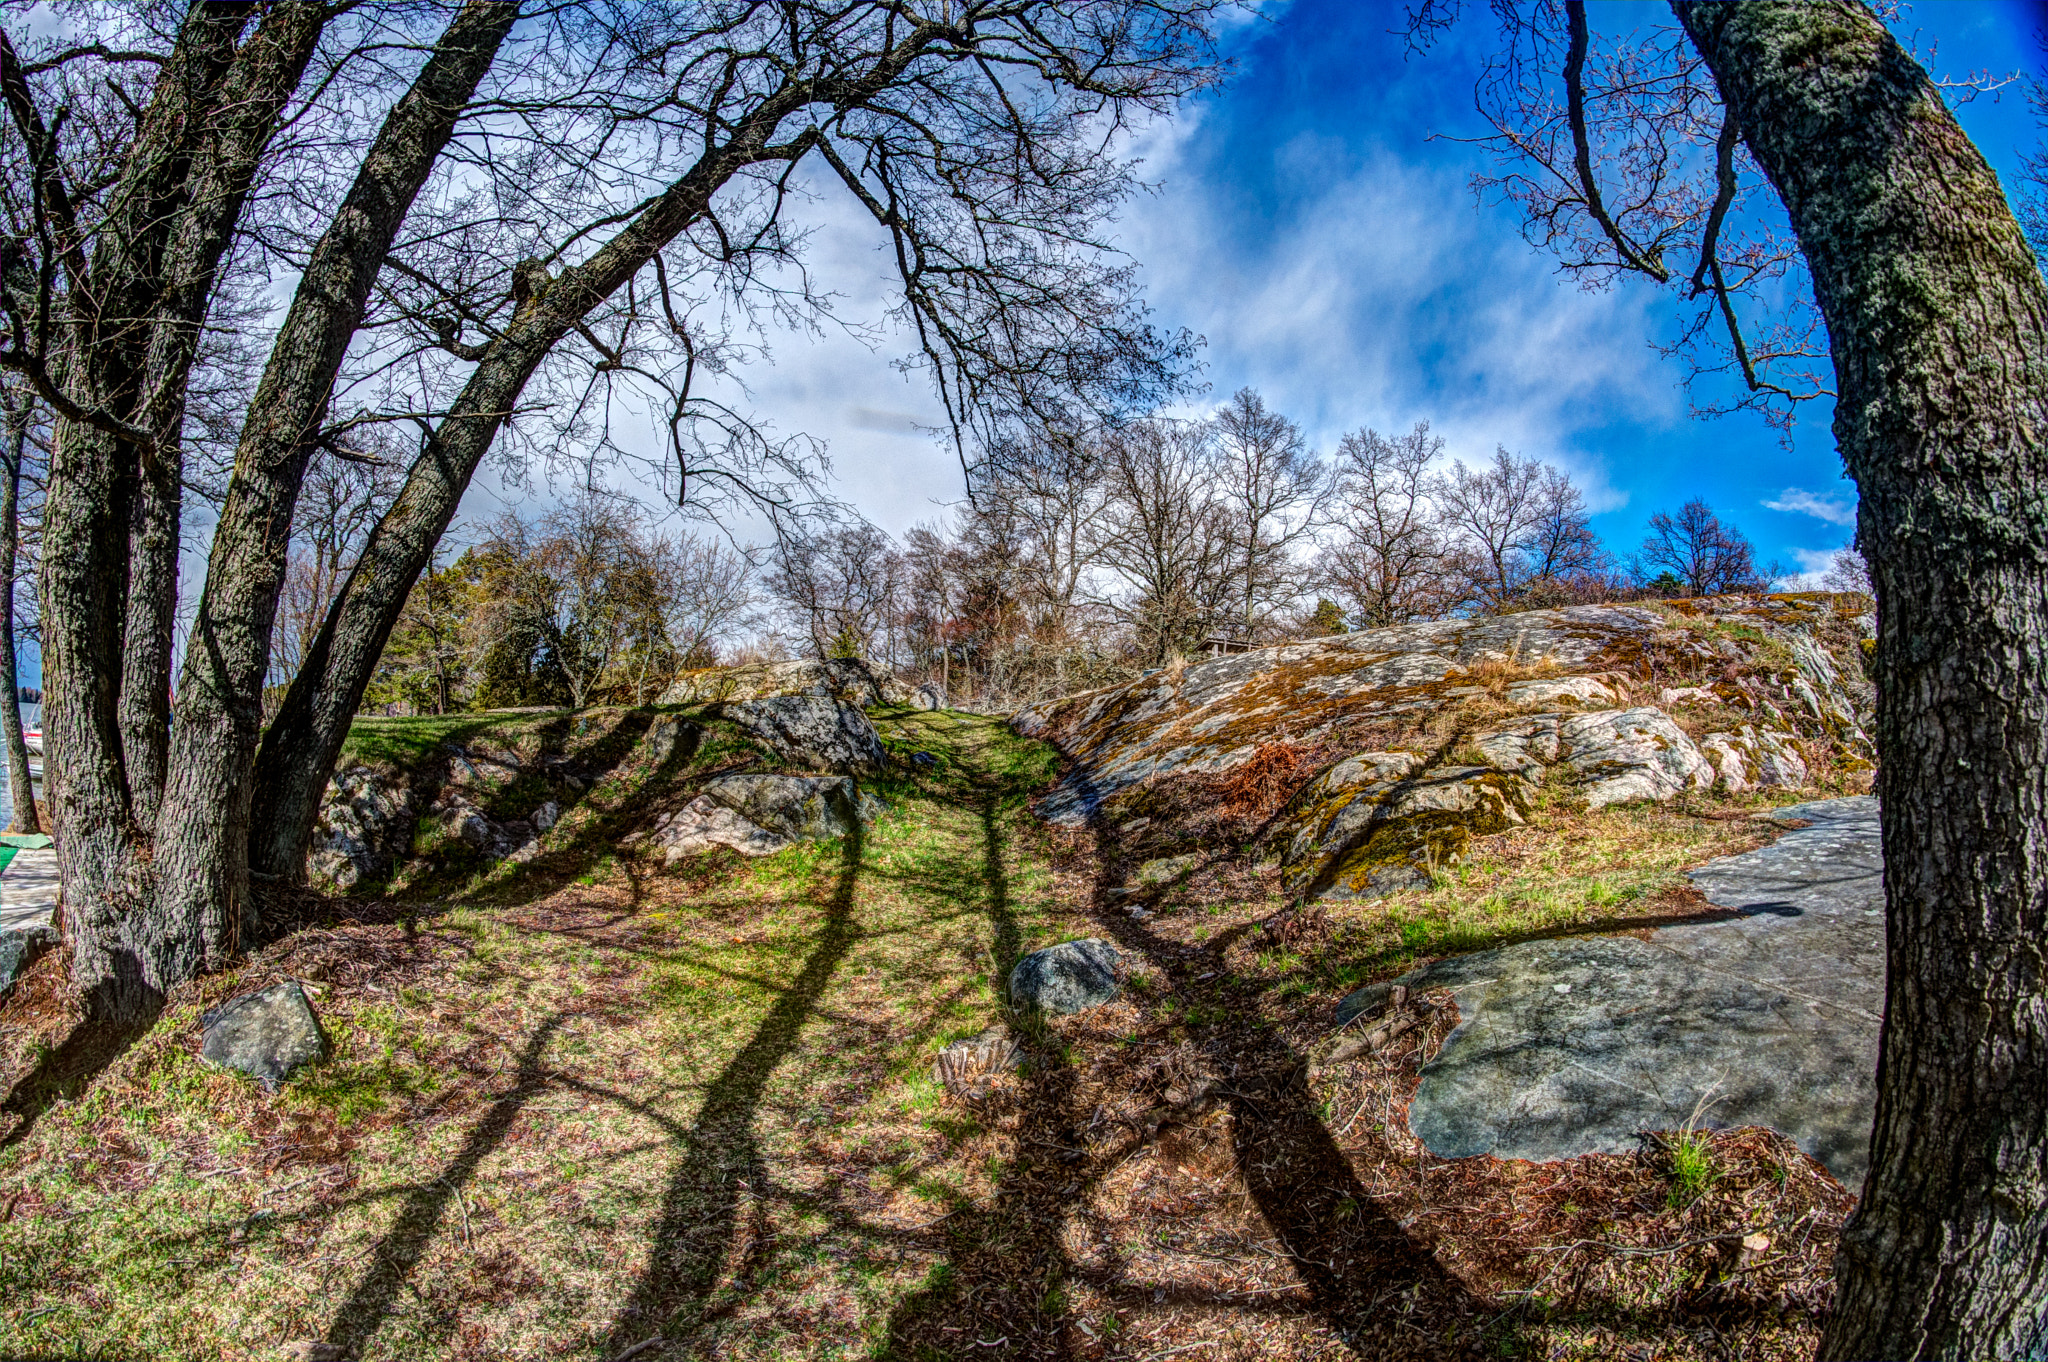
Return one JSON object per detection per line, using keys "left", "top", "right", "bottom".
{"left": 0, "top": 612, "right": 1876, "bottom": 1362}
{"left": 1016, "top": 593, "right": 1873, "bottom": 903}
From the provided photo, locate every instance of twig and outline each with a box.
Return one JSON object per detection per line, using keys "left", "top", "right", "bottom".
{"left": 1136, "top": 1344, "right": 1216, "bottom": 1361}
{"left": 608, "top": 1339, "right": 664, "bottom": 1362}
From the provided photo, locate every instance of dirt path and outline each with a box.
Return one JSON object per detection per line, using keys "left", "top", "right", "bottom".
{"left": 0, "top": 710, "right": 1851, "bottom": 1361}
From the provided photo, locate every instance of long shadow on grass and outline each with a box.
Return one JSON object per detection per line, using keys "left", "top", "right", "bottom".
{"left": 320, "top": 1015, "right": 566, "bottom": 1352}
{"left": 886, "top": 774, "right": 1490, "bottom": 1359}
{"left": 598, "top": 825, "right": 864, "bottom": 1353}
{"left": 881, "top": 770, "right": 1098, "bottom": 1359}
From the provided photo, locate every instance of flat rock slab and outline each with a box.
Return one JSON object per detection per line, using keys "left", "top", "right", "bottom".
{"left": 201, "top": 982, "right": 331, "bottom": 1092}
{"left": 1011, "top": 938, "right": 1121, "bottom": 1015}
{"left": 1379, "top": 797, "right": 1881, "bottom": 1184}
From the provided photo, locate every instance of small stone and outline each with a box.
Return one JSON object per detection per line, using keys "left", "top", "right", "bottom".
{"left": 909, "top": 751, "right": 939, "bottom": 768}
{"left": 1009, "top": 938, "right": 1120, "bottom": 1015}
{"left": 531, "top": 801, "right": 560, "bottom": 831}
{"left": 200, "top": 982, "right": 330, "bottom": 1092}
{"left": 1134, "top": 853, "right": 1199, "bottom": 888}
{"left": 1553, "top": 983, "right": 1572, "bottom": 994}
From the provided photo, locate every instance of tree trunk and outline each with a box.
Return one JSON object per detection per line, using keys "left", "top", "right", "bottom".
{"left": 111, "top": 0, "right": 522, "bottom": 1009}
{"left": 41, "top": 3, "right": 330, "bottom": 1021}
{"left": 0, "top": 396, "right": 36, "bottom": 835}
{"left": 1674, "top": 3, "right": 2048, "bottom": 1354}
{"left": 247, "top": 86, "right": 828, "bottom": 882}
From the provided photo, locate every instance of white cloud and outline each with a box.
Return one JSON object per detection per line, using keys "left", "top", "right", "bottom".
{"left": 1778, "top": 544, "right": 1870, "bottom": 591}
{"left": 1763, "top": 486, "right": 1857, "bottom": 526}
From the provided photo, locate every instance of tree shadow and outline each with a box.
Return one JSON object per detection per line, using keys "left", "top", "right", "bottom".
{"left": 597, "top": 824, "right": 865, "bottom": 1353}
{"left": 882, "top": 775, "right": 1489, "bottom": 1359}
{"left": 319, "top": 1015, "right": 566, "bottom": 1352}
{"left": 0, "top": 1010, "right": 157, "bottom": 1151}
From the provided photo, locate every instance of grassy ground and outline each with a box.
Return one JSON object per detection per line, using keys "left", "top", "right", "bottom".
{"left": 0, "top": 708, "right": 1853, "bottom": 1360}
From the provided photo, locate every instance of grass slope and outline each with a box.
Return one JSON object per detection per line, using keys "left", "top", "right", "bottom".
{"left": 0, "top": 708, "right": 1852, "bottom": 1360}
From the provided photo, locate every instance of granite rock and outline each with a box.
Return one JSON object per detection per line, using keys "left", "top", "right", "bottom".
{"left": 1372, "top": 798, "right": 1881, "bottom": 1183}
{"left": 1010, "top": 938, "right": 1121, "bottom": 1015}
{"left": 200, "top": 982, "right": 331, "bottom": 1092}
{"left": 722, "top": 695, "right": 889, "bottom": 774}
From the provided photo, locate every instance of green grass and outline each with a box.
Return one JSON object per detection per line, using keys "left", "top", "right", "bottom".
{"left": 1665, "top": 1129, "right": 1719, "bottom": 1208}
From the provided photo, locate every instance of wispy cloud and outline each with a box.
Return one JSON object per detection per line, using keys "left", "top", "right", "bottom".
{"left": 1778, "top": 545, "right": 1852, "bottom": 591}
{"left": 1763, "top": 486, "right": 1856, "bottom": 526}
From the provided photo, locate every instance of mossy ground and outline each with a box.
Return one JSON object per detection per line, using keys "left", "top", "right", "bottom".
{"left": 0, "top": 706, "right": 1852, "bottom": 1360}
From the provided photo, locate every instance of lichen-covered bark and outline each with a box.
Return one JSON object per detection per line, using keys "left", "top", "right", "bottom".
{"left": 1674, "top": 3, "right": 2048, "bottom": 1355}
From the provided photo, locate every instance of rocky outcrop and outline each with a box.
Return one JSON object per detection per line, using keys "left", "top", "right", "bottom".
{"left": 719, "top": 694, "right": 888, "bottom": 774}
{"left": 1380, "top": 798, "right": 1883, "bottom": 1183}
{"left": 309, "top": 766, "right": 419, "bottom": 889}
{"left": 1016, "top": 595, "right": 1874, "bottom": 903}
{"left": 640, "top": 773, "right": 882, "bottom": 861}
{"left": 659, "top": 656, "right": 914, "bottom": 708}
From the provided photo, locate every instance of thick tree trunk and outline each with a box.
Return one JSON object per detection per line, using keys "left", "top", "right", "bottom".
{"left": 136, "top": 0, "right": 519, "bottom": 984}
{"left": 0, "top": 397, "right": 36, "bottom": 835}
{"left": 41, "top": 4, "right": 328, "bottom": 1021}
{"left": 1674, "top": 3, "right": 2048, "bottom": 1355}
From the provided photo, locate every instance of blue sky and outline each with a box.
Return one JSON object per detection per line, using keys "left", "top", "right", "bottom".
{"left": 695, "top": 0, "right": 2043, "bottom": 584}
{"left": 124, "top": 0, "right": 2043, "bottom": 697}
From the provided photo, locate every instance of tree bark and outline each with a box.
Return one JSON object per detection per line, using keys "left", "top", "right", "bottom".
{"left": 0, "top": 394, "right": 36, "bottom": 835}
{"left": 1674, "top": 3, "right": 2048, "bottom": 1355}
{"left": 39, "top": 3, "right": 329, "bottom": 1021}
{"left": 119, "top": 0, "right": 522, "bottom": 996}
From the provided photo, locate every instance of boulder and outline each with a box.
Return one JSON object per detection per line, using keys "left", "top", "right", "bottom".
{"left": 659, "top": 657, "right": 913, "bottom": 708}
{"left": 646, "top": 796, "right": 791, "bottom": 859}
{"left": 200, "top": 982, "right": 330, "bottom": 1092}
{"left": 642, "top": 774, "right": 872, "bottom": 861}
{"left": 1556, "top": 707, "right": 1715, "bottom": 808}
{"left": 0, "top": 926, "right": 53, "bottom": 1003}
{"left": 914, "top": 683, "right": 945, "bottom": 711}
{"left": 723, "top": 694, "right": 888, "bottom": 774}
{"left": 1009, "top": 938, "right": 1121, "bottom": 1015}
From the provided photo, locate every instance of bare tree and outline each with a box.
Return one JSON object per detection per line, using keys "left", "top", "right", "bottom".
{"left": 0, "top": 3, "right": 1222, "bottom": 1019}
{"left": 653, "top": 533, "right": 760, "bottom": 672}
{"left": 1426, "top": 2, "right": 2048, "bottom": 1346}
{"left": 1454, "top": 0, "right": 1833, "bottom": 429}
{"left": 768, "top": 522, "right": 902, "bottom": 661}
{"left": 270, "top": 446, "right": 402, "bottom": 692}
{"left": 1821, "top": 546, "right": 1872, "bottom": 596}
{"left": 1318, "top": 421, "right": 1467, "bottom": 627}
{"left": 1637, "top": 498, "right": 1764, "bottom": 596}
{"left": 1211, "top": 388, "right": 1332, "bottom": 636}
{"left": 1092, "top": 419, "right": 1235, "bottom": 664}
{"left": 976, "top": 424, "right": 1109, "bottom": 639}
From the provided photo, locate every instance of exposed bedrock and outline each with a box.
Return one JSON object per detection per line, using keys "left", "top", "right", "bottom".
{"left": 1014, "top": 595, "right": 1874, "bottom": 903}
{"left": 1372, "top": 797, "right": 1883, "bottom": 1183}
